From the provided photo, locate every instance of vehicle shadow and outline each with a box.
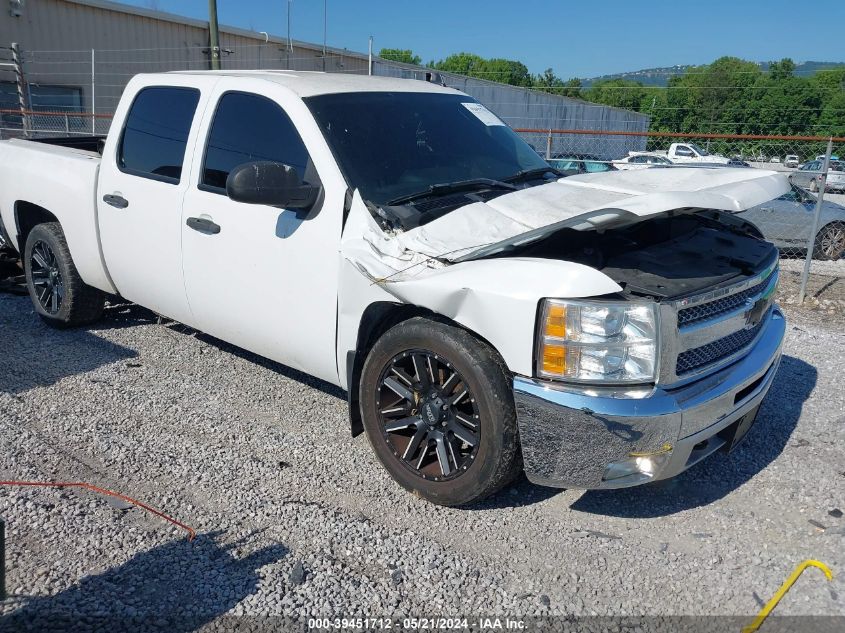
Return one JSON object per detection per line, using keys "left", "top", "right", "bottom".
{"left": 568, "top": 355, "right": 815, "bottom": 518}
{"left": 0, "top": 531, "right": 287, "bottom": 632}
{"left": 185, "top": 329, "right": 347, "bottom": 402}
{"left": 0, "top": 297, "right": 139, "bottom": 395}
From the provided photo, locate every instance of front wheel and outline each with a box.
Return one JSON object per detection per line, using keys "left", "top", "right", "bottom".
{"left": 814, "top": 222, "right": 845, "bottom": 260}
{"left": 359, "top": 317, "right": 521, "bottom": 506}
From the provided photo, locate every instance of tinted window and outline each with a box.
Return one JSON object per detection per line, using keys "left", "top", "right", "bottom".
{"left": 118, "top": 87, "right": 200, "bottom": 183}
{"left": 631, "top": 155, "right": 647, "bottom": 164}
{"left": 305, "top": 92, "right": 547, "bottom": 206}
{"left": 202, "top": 92, "right": 311, "bottom": 191}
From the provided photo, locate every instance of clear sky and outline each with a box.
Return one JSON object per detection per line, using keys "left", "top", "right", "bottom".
{"left": 117, "top": 0, "right": 845, "bottom": 78}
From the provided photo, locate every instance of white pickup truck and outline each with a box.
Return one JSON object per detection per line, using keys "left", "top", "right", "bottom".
{"left": 666, "top": 142, "right": 731, "bottom": 164}
{"left": 0, "top": 71, "right": 789, "bottom": 506}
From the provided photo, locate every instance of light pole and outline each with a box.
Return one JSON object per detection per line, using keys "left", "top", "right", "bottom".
{"left": 208, "top": 0, "right": 221, "bottom": 70}
{"left": 287, "top": 0, "right": 293, "bottom": 53}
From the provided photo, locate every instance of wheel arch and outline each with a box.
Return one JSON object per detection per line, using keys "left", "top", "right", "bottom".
{"left": 345, "top": 301, "right": 503, "bottom": 437}
{"left": 14, "top": 201, "right": 60, "bottom": 252}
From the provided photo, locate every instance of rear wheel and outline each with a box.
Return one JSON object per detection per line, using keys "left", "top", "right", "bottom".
{"left": 360, "top": 317, "right": 521, "bottom": 506}
{"left": 814, "top": 222, "right": 845, "bottom": 260}
{"left": 24, "top": 222, "right": 105, "bottom": 328}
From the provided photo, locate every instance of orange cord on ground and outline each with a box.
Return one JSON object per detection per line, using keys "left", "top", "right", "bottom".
{"left": 0, "top": 481, "right": 195, "bottom": 541}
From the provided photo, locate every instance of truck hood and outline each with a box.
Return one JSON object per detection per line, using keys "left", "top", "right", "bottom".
{"left": 342, "top": 167, "right": 790, "bottom": 282}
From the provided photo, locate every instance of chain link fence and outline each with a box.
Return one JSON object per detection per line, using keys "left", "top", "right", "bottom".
{"left": 1, "top": 42, "right": 843, "bottom": 311}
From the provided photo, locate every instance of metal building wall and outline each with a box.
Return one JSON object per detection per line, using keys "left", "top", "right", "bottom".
{"left": 0, "top": 0, "right": 367, "bottom": 127}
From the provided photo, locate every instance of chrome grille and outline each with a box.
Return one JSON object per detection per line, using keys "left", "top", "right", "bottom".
{"left": 676, "top": 319, "right": 765, "bottom": 375}
{"left": 677, "top": 276, "right": 771, "bottom": 327}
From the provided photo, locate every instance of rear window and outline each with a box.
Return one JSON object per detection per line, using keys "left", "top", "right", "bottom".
{"left": 118, "top": 86, "right": 200, "bottom": 184}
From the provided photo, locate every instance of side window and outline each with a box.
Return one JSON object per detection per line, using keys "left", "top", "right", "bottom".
{"left": 201, "top": 92, "right": 311, "bottom": 192}
{"left": 631, "top": 155, "right": 647, "bottom": 164}
{"left": 118, "top": 86, "right": 200, "bottom": 183}
{"left": 675, "top": 146, "right": 693, "bottom": 157}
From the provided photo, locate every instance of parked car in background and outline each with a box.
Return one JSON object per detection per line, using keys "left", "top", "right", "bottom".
{"left": 666, "top": 142, "right": 731, "bottom": 164}
{"left": 784, "top": 155, "right": 800, "bottom": 168}
{"left": 613, "top": 153, "right": 674, "bottom": 170}
{"left": 547, "top": 156, "right": 618, "bottom": 174}
{"left": 769, "top": 156, "right": 781, "bottom": 164}
{"left": 790, "top": 160, "right": 845, "bottom": 193}
{"left": 727, "top": 158, "right": 752, "bottom": 168}
{"left": 738, "top": 185, "right": 845, "bottom": 260}
{"left": 816, "top": 154, "right": 840, "bottom": 162}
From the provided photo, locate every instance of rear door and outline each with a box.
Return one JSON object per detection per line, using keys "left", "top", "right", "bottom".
{"left": 97, "top": 80, "right": 209, "bottom": 324}
{"left": 179, "top": 81, "right": 345, "bottom": 384}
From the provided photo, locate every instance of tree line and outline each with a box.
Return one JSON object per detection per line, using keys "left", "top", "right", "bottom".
{"left": 378, "top": 49, "right": 845, "bottom": 136}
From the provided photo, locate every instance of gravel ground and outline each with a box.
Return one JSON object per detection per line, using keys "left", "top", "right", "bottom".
{"left": 0, "top": 293, "right": 843, "bottom": 630}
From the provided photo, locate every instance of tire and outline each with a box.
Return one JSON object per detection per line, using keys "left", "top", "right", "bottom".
{"left": 814, "top": 222, "right": 845, "bottom": 261}
{"left": 24, "top": 222, "right": 105, "bottom": 328}
{"left": 809, "top": 179, "right": 818, "bottom": 193}
{"left": 359, "top": 317, "right": 521, "bottom": 506}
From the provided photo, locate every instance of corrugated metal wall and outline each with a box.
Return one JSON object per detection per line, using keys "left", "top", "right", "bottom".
{"left": 1, "top": 0, "right": 647, "bottom": 156}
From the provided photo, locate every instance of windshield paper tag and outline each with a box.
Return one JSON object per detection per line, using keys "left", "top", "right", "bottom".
{"left": 462, "top": 102, "right": 505, "bottom": 126}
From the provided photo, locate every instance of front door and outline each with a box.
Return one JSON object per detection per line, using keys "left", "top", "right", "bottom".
{"left": 180, "top": 85, "right": 343, "bottom": 384}
{"left": 97, "top": 84, "right": 205, "bottom": 324}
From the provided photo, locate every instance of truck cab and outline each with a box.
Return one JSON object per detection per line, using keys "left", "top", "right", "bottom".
{"left": 0, "top": 71, "right": 788, "bottom": 506}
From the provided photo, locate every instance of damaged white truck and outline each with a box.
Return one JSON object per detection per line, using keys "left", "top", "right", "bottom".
{"left": 0, "top": 72, "right": 789, "bottom": 505}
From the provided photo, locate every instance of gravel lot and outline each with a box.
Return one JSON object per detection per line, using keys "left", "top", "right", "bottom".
{"left": 0, "top": 292, "right": 843, "bottom": 630}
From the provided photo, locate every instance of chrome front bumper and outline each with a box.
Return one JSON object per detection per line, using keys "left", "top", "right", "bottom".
{"left": 513, "top": 307, "right": 785, "bottom": 489}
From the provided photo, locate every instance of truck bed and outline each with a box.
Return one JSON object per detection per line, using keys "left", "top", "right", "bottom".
{"left": 31, "top": 135, "right": 106, "bottom": 155}
{"left": 0, "top": 138, "right": 116, "bottom": 294}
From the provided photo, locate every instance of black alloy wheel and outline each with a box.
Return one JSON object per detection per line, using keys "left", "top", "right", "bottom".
{"left": 29, "top": 239, "right": 64, "bottom": 314}
{"left": 376, "top": 349, "right": 480, "bottom": 481}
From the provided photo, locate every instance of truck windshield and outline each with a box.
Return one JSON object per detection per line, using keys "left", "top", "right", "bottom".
{"left": 304, "top": 92, "right": 549, "bottom": 206}
{"left": 689, "top": 143, "right": 710, "bottom": 157}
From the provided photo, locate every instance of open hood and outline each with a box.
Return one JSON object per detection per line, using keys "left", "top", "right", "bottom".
{"left": 342, "top": 167, "right": 791, "bottom": 282}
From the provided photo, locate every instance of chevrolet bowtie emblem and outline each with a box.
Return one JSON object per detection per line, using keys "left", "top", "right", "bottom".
{"left": 744, "top": 297, "right": 768, "bottom": 329}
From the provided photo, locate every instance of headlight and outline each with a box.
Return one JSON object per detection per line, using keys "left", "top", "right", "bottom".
{"left": 536, "top": 299, "right": 658, "bottom": 383}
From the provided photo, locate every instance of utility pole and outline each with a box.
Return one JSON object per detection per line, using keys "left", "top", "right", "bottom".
{"left": 287, "top": 0, "right": 293, "bottom": 53}
{"left": 322, "top": 0, "right": 327, "bottom": 71}
{"left": 208, "top": 0, "right": 221, "bottom": 70}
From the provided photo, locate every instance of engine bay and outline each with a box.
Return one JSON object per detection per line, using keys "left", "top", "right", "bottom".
{"left": 492, "top": 211, "right": 778, "bottom": 301}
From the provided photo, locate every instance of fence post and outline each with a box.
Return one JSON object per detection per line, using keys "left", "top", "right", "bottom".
{"left": 368, "top": 36, "right": 373, "bottom": 76}
{"left": 65, "top": 113, "right": 69, "bottom": 134}
{"left": 10, "top": 42, "right": 28, "bottom": 138}
{"left": 90, "top": 49, "right": 95, "bottom": 136}
{"left": 797, "top": 138, "right": 833, "bottom": 304}
{"left": 546, "top": 129, "right": 552, "bottom": 160}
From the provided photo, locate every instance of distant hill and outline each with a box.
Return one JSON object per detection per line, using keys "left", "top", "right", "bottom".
{"left": 580, "top": 61, "right": 845, "bottom": 87}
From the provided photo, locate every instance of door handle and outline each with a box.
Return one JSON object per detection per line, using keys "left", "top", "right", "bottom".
{"left": 186, "top": 216, "right": 221, "bottom": 235}
{"left": 103, "top": 194, "right": 129, "bottom": 209}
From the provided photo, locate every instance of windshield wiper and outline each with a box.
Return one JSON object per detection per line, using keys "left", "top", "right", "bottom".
{"left": 504, "top": 166, "right": 564, "bottom": 183}
{"left": 387, "top": 178, "right": 518, "bottom": 206}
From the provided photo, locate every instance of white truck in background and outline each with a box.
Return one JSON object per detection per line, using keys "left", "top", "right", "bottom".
{"left": 664, "top": 142, "right": 731, "bottom": 164}
{"left": 0, "top": 71, "right": 789, "bottom": 506}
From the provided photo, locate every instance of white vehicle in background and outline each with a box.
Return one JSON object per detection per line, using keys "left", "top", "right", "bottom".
{"left": 666, "top": 142, "right": 731, "bottom": 164}
{"left": 770, "top": 156, "right": 782, "bottom": 164}
{"left": 784, "top": 155, "right": 800, "bottom": 168}
{"left": 613, "top": 153, "right": 674, "bottom": 170}
{"left": 0, "top": 71, "right": 790, "bottom": 506}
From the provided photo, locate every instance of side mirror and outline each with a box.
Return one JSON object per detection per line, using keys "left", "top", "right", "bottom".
{"left": 225, "top": 161, "right": 319, "bottom": 211}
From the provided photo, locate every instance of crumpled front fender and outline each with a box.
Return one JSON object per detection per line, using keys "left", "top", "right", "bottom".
{"left": 377, "top": 257, "right": 622, "bottom": 376}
